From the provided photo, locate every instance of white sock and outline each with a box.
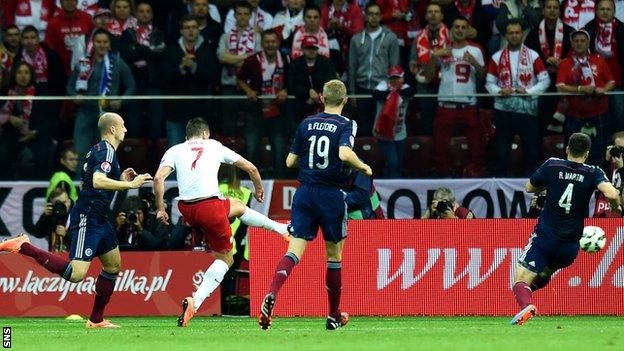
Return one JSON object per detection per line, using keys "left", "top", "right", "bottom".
{"left": 240, "top": 207, "right": 288, "bottom": 235}
{"left": 193, "top": 259, "right": 229, "bottom": 312}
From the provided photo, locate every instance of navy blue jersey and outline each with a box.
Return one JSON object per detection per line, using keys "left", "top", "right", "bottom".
{"left": 73, "top": 140, "right": 121, "bottom": 218}
{"left": 290, "top": 113, "right": 356, "bottom": 187}
{"left": 530, "top": 158, "right": 608, "bottom": 241}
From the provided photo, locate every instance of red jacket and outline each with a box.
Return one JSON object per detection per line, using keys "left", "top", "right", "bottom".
{"left": 377, "top": 0, "right": 409, "bottom": 44}
{"left": 320, "top": 2, "right": 364, "bottom": 54}
{"left": 44, "top": 9, "right": 93, "bottom": 74}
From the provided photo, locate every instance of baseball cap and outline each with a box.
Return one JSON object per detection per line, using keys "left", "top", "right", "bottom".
{"left": 387, "top": 65, "right": 404, "bottom": 78}
{"left": 301, "top": 35, "right": 319, "bottom": 49}
{"left": 570, "top": 29, "right": 590, "bottom": 41}
{"left": 93, "top": 8, "right": 112, "bottom": 18}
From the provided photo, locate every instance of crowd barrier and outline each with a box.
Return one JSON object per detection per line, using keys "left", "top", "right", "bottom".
{"left": 249, "top": 219, "right": 624, "bottom": 316}
{"left": 0, "top": 251, "right": 220, "bottom": 317}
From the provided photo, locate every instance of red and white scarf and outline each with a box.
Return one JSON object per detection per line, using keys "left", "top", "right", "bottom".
{"left": 20, "top": 46, "right": 49, "bottom": 83}
{"left": 106, "top": 16, "right": 138, "bottom": 36}
{"left": 75, "top": 52, "right": 114, "bottom": 95}
{"left": 15, "top": 0, "right": 52, "bottom": 22}
{"left": 0, "top": 86, "right": 35, "bottom": 133}
{"left": 415, "top": 24, "right": 450, "bottom": 65}
{"left": 562, "top": 0, "right": 595, "bottom": 29}
{"left": 0, "top": 49, "right": 13, "bottom": 71}
{"left": 498, "top": 45, "right": 534, "bottom": 89}
{"left": 455, "top": 0, "right": 476, "bottom": 23}
{"left": 291, "top": 27, "right": 330, "bottom": 59}
{"left": 135, "top": 24, "right": 153, "bottom": 46}
{"left": 258, "top": 51, "right": 285, "bottom": 118}
{"left": 252, "top": 9, "right": 267, "bottom": 29}
{"left": 596, "top": 19, "right": 616, "bottom": 58}
{"left": 572, "top": 55, "right": 596, "bottom": 86}
{"left": 538, "top": 19, "right": 564, "bottom": 59}
{"left": 228, "top": 27, "right": 257, "bottom": 56}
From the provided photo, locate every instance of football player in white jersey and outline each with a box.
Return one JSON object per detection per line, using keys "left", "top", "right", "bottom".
{"left": 153, "top": 118, "right": 290, "bottom": 327}
{"left": 424, "top": 16, "right": 486, "bottom": 177}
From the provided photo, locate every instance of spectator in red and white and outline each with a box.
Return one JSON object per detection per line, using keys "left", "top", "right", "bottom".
{"left": 6, "top": 0, "right": 56, "bottom": 41}
{"left": 495, "top": 0, "right": 541, "bottom": 47}
{"left": 585, "top": 0, "right": 624, "bottom": 131}
{"left": 54, "top": 0, "right": 98, "bottom": 17}
{"left": 556, "top": 29, "right": 615, "bottom": 164}
{"left": 320, "top": 0, "right": 364, "bottom": 75}
{"left": 225, "top": 0, "right": 274, "bottom": 34}
{"left": 15, "top": 25, "right": 65, "bottom": 135}
{"left": 440, "top": 0, "right": 493, "bottom": 51}
{"left": 218, "top": 0, "right": 262, "bottom": 136}
{"left": 410, "top": 3, "right": 449, "bottom": 135}
{"left": 120, "top": 0, "right": 167, "bottom": 141}
{"left": 45, "top": 0, "right": 93, "bottom": 75}
{"left": 424, "top": 16, "right": 485, "bottom": 177}
{"left": 1, "top": 25, "right": 21, "bottom": 71}
{"left": 349, "top": 2, "right": 400, "bottom": 137}
{"left": 525, "top": 0, "right": 574, "bottom": 133}
{"left": 372, "top": 65, "right": 413, "bottom": 178}
{"left": 272, "top": 0, "right": 305, "bottom": 53}
{"left": 0, "top": 62, "right": 53, "bottom": 179}
{"left": 562, "top": 0, "right": 594, "bottom": 29}
{"left": 237, "top": 29, "right": 289, "bottom": 178}
{"left": 486, "top": 19, "right": 550, "bottom": 176}
{"left": 86, "top": 8, "right": 113, "bottom": 55}
{"left": 107, "top": 0, "right": 138, "bottom": 49}
{"left": 164, "top": 14, "right": 220, "bottom": 146}
{"left": 288, "top": 35, "right": 337, "bottom": 120}
{"left": 291, "top": 5, "right": 330, "bottom": 60}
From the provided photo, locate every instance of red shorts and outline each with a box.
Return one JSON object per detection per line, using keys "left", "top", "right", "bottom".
{"left": 177, "top": 197, "right": 232, "bottom": 252}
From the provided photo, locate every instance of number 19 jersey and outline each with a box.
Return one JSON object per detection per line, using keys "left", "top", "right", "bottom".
{"left": 438, "top": 45, "right": 485, "bottom": 105}
{"left": 530, "top": 158, "right": 609, "bottom": 241}
{"left": 290, "top": 113, "right": 356, "bottom": 187}
{"left": 160, "top": 139, "right": 241, "bottom": 200}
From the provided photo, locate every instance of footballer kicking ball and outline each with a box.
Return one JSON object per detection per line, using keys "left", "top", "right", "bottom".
{"left": 580, "top": 226, "right": 606, "bottom": 253}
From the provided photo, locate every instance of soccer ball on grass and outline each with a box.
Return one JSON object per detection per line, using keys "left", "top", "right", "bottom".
{"left": 580, "top": 226, "right": 606, "bottom": 253}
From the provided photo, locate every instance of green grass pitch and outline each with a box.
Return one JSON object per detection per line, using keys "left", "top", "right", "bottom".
{"left": 1, "top": 316, "right": 622, "bottom": 351}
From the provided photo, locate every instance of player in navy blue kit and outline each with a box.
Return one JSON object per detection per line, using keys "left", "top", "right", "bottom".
{"left": 0, "top": 113, "right": 152, "bottom": 328}
{"left": 258, "top": 80, "right": 372, "bottom": 330}
{"left": 511, "top": 133, "right": 620, "bottom": 325}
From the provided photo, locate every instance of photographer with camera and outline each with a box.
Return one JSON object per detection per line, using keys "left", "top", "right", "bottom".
{"left": 33, "top": 187, "right": 73, "bottom": 252}
{"left": 421, "top": 187, "right": 475, "bottom": 219}
{"left": 116, "top": 194, "right": 170, "bottom": 250}
{"left": 596, "top": 131, "right": 624, "bottom": 217}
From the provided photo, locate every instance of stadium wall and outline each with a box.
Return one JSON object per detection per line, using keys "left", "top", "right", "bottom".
{"left": 0, "top": 252, "right": 220, "bottom": 317}
{"left": 249, "top": 219, "right": 624, "bottom": 316}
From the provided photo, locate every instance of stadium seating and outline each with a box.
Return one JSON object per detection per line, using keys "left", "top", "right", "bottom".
{"left": 402, "top": 136, "right": 434, "bottom": 177}
{"left": 353, "top": 137, "right": 385, "bottom": 174}
{"left": 117, "top": 138, "right": 152, "bottom": 174}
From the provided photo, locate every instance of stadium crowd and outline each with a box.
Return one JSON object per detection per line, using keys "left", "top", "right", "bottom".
{"left": 0, "top": 0, "right": 624, "bottom": 180}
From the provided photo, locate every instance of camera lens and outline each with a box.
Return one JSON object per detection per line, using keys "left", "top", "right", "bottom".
{"left": 126, "top": 211, "right": 138, "bottom": 223}
{"left": 610, "top": 146, "right": 623, "bottom": 159}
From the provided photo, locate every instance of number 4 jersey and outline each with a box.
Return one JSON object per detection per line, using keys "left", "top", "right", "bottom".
{"left": 530, "top": 158, "right": 609, "bottom": 241}
{"left": 438, "top": 44, "right": 485, "bottom": 105}
{"left": 159, "top": 139, "right": 241, "bottom": 200}
{"left": 291, "top": 113, "right": 357, "bottom": 187}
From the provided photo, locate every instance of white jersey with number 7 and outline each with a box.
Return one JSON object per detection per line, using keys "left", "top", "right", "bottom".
{"left": 159, "top": 139, "right": 241, "bottom": 200}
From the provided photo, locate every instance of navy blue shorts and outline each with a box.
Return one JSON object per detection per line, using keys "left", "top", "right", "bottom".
{"left": 290, "top": 185, "right": 347, "bottom": 243}
{"left": 518, "top": 231, "right": 579, "bottom": 274}
{"left": 67, "top": 211, "right": 118, "bottom": 262}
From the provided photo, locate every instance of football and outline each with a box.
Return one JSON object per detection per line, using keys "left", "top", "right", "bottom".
{"left": 580, "top": 226, "right": 607, "bottom": 253}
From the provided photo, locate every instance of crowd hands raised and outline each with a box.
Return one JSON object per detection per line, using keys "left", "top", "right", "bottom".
{"left": 1, "top": 0, "right": 624, "bottom": 181}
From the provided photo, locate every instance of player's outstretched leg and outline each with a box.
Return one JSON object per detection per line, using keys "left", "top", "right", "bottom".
{"left": 86, "top": 270, "right": 120, "bottom": 328}
{"left": 325, "top": 261, "right": 349, "bottom": 330}
{"left": 235, "top": 204, "right": 290, "bottom": 236}
{"left": 510, "top": 281, "right": 536, "bottom": 325}
{"left": 1, "top": 234, "right": 73, "bottom": 280}
{"left": 179, "top": 257, "right": 230, "bottom": 327}
{"left": 258, "top": 252, "right": 300, "bottom": 330}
